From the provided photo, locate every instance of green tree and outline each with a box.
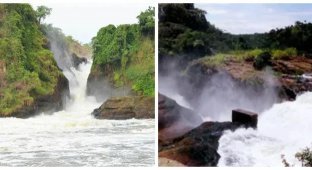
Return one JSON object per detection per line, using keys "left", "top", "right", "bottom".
{"left": 36, "top": 6, "right": 51, "bottom": 24}
{"left": 137, "top": 6, "right": 155, "bottom": 37}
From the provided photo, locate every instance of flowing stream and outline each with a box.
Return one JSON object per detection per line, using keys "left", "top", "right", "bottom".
{"left": 218, "top": 91, "right": 312, "bottom": 167}
{"left": 0, "top": 61, "right": 154, "bottom": 166}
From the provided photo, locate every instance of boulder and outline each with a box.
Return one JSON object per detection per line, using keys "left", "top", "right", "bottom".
{"left": 158, "top": 93, "right": 202, "bottom": 141}
{"left": 158, "top": 94, "right": 259, "bottom": 166}
{"left": 232, "top": 109, "right": 258, "bottom": 129}
{"left": 92, "top": 96, "right": 154, "bottom": 119}
{"left": 159, "top": 121, "right": 242, "bottom": 166}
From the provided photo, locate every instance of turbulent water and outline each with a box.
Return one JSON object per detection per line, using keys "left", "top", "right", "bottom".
{"left": 218, "top": 92, "right": 312, "bottom": 167}
{"left": 0, "top": 61, "right": 154, "bottom": 166}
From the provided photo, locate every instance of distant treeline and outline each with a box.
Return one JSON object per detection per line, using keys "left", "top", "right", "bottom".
{"left": 159, "top": 3, "right": 312, "bottom": 64}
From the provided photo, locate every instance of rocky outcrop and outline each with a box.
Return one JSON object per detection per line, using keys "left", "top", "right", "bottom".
{"left": 92, "top": 96, "right": 154, "bottom": 119}
{"left": 86, "top": 64, "right": 120, "bottom": 100}
{"left": 272, "top": 56, "right": 312, "bottom": 99}
{"left": 186, "top": 56, "right": 312, "bottom": 102}
{"left": 159, "top": 93, "right": 202, "bottom": 141}
{"left": 158, "top": 94, "right": 258, "bottom": 167}
{"left": 7, "top": 74, "right": 69, "bottom": 118}
{"left": 159, "top": 121, "right": 242, "bottom": 166}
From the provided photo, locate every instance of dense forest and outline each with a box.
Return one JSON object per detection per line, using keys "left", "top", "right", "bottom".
{"left": 0, "top": 4, "right": 91, "bottom": 116}
{"left": 159, "top": 3, "right": 312, "bottom": 69}
{"left": 0, "top": 4, "right": 64, "bottom": 116}
{"left": 90, "top": 7, "right": 155, "bottom": 96}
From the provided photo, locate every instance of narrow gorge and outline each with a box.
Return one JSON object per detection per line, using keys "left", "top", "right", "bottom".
{"left": 0, "top": 4, "right": 154, "bottom": 166}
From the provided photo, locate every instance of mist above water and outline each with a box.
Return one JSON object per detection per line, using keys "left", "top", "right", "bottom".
{"left": 160, "top": 60, "right": 312, "bottom": 166}
{"left": 44, "top": 26, "right": 75, "bottom": 71}
{"left": 0, "top": 30, "right": 154, "bottom": 166}
{"left": 159, "top": 63, "right": 279, "bottom": 123}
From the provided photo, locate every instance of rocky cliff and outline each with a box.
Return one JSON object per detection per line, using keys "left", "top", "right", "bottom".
{"left": 92, "top": 96, "right": 154, "bottom": 119}
{"left": 158, "top": 93, "right": 256, "bottom": 166}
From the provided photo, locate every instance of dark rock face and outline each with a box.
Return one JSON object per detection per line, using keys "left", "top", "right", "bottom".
{"left": 8, "top": 74, "right": 70, "bottom": 118}
{"left": 158, "top": 94, "right": 259, "bottom": 167}
{"left": 71, "top": 53, "right": 87, "bottom": 69}
{"left": 159, "top": 121, "right": 242, "bottom": 166}
{"left": 158, "top": 93, "right": 202, "bottom": 141}
{"left": 86, "top": 64, "right": 119, "bottom": 101}
{"left": 232, "top": 109, "right": 258, "bottom": 129}
{"left": 92, "top": 96, "right": 154, "bottom": 119}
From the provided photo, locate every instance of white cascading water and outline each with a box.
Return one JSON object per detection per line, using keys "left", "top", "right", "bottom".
{"left": 0, "top": 61, "right": 154, "bottom": 166}
{"left": 218, "top": 91, "right": 312, "bottom": 167}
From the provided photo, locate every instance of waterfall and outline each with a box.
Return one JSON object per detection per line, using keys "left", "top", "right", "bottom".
{"left": 0, "top": 60, "right": 154, "bottom": 166}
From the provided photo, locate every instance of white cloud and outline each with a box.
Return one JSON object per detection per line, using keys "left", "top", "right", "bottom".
{"left": 206, "top": 8, "right": 228, "bottom": 15}
{"left": 195, "top": 4, "right": 312, "bottom": 34}
{"left": 31, "top": 2, "right": 152, "bottom": 43}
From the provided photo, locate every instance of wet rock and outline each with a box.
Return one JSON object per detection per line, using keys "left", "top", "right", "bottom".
{"left": 232, "top": 109, "right": 258, "bottom": 129}
{"left": 159, "top": 121, "right": 242, "bottom": 166}
{"left": 158, "top": 93, "right": 202, "bottom": 141}
{"left": 72, "top": 53, "right": 87, "bottom": 69}
{"left": 158, "top": 95, "right": 259, "bottom": 166}
{"left": 158, "top": 157, "right": 186, "bottom": 167}
{"left": 92, "top": 96, "right": 154, "bottom": 119}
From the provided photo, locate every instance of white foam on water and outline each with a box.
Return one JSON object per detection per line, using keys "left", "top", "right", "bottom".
{"left": 0, "top": 61, "right": 154, "bottom": 166}
{"left": 218, "top": 92, "right": 312, "bottom": 167}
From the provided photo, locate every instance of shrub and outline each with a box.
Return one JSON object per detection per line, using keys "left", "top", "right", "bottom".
{"left": 281, "top": 146, "right": 312, "bottom": 167}
{"left": 253, "top": 51, "right": 271, "bottom": 70}
{"left": 295, "top": 147, "right": 312, "bottom": 167}
{"left": 132, "top": 74, "right": 154, "bottom": 96}
{"left": 272, "top": 47, "right": 297, "bottom": 60}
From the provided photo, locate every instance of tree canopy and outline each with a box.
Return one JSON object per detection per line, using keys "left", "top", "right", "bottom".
{"left": 91, "top": 7, "right": 155, "bottom": 96}
{"left": 137, "top": 6, "right": 155, "bottom": 38}
{"left": 36, "top": 5, "right": 51, "bottom": 24}
{"left": 0, "top": 4, "right": 62, "bottom": 115}
{"left": 159, "top": 3, "right": 312, "bottom": 67}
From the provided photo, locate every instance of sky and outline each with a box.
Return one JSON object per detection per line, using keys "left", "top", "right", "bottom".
{"left": 31, "top": 3, "right": 152, "bottom": 44}
{"left": 195, "top": 3, "right": 312, "bottom": 34}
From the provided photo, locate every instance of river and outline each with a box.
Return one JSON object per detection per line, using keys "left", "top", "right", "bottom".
{"left": 0, "top": 61, "right": 154, "bottom": 166}
{"left": 218, "top": 91, "right": 312, "bottom": 167}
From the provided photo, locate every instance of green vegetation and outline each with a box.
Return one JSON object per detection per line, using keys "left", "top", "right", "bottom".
{"left": 0, "top": 4, "right": 62, "bottom": 116}
{"left": 91, "top": 7, "right": 154, "bottom": 96}
{"left": 35, "top": 5, "right": 51, "bottom": 24}
{"left": 271, "top": 48, "right": 297, "bottom": 60}
{"left": 137, "top": 6, "right": 154, "bottom": 38}
{"left": 282, "top": 146, "right": 312, "bottom": 167}
{"left": 295, "top": 147, "right": 312, "bottom": 167}
{"left": 159, "top": 3, "right": 312, "bottom": 70}
{"left": 199, "top": 48, "right": 298, "bottom": 70}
